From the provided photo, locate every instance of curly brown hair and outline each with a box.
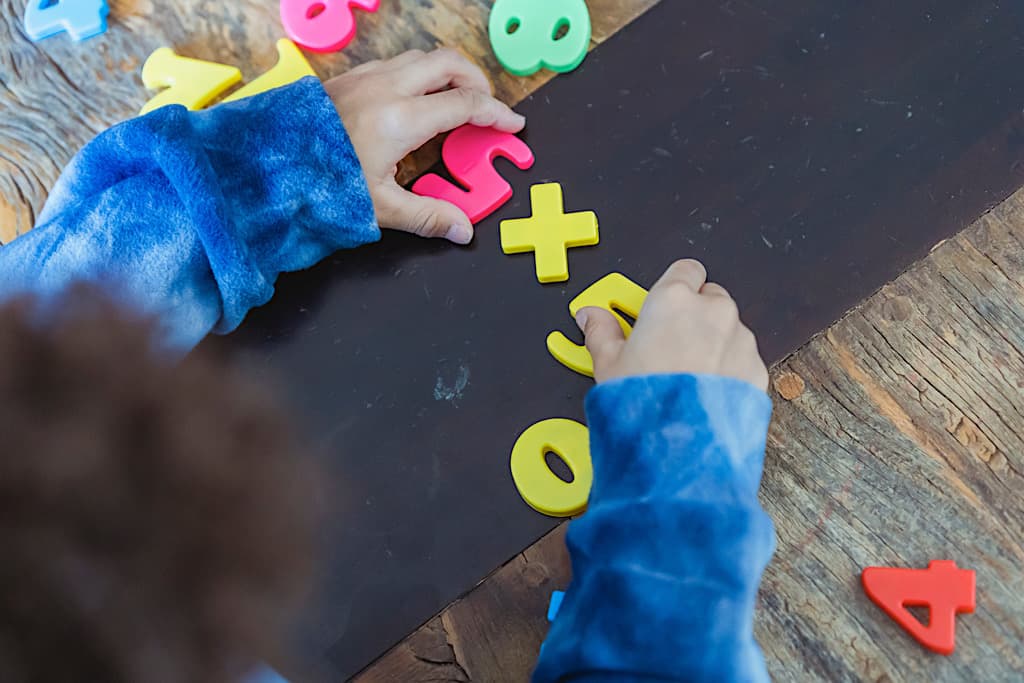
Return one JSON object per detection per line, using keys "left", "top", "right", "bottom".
{"left": 0, "top": 289, "right": 313, "bottom": 683}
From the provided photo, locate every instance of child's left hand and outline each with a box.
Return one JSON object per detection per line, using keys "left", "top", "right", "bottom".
{"left": 324, "top": 49, "right": 526, "bottom": 245}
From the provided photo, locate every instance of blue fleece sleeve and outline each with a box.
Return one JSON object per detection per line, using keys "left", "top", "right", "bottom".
{"left": 533, "top": 374, "right": 776, "bottom": 683}
{"left": 0, "top": 77, "right": 379, "bottom": 350}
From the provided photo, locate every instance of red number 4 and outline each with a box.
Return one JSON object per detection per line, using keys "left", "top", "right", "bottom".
{"left": 862, "top": 560, "right": 975, "bottom": 655}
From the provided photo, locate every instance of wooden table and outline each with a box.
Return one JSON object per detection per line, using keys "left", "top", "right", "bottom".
{"left": 4, "top": 1, "right": 1023, "bottom": 681}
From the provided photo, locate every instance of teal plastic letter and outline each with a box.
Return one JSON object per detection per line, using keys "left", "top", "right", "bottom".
{"left": 488, "top": 0, "right": 591, "bottom": 77}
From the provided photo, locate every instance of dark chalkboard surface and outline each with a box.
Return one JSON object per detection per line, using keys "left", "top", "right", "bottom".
{"left": 207, "top": 0, "right": 1024, "bottom": 678}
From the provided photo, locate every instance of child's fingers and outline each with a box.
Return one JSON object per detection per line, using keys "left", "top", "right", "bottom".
{"left": 376, "top": 183, "right": 475, "bottom": 244}
{"left": 383, "top": 48, "right": 427, "bottom": 70}
{"left": 652, "top": 259, "right": 708, "bottom": 293}
{"left": 406, "top": 89, "right": 525, "bottom": 145}
{"left": 576, "top": 307, "right": 626, "bottom": 378}
{"left": 700, "top": 282, "right": 731, "bottom": 298}
{"left": 397, "top": 48, "right": 493, "bottom": 96}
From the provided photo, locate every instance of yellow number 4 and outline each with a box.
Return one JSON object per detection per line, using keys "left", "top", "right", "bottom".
{"left": 140, "top": 39, "right": 315, "bottom": 116}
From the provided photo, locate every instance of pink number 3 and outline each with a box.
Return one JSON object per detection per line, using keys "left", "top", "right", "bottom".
{"left": 280, "top": 0, "right": 380, "bottom": 53}
{"left": 412, "top": 125, "right": 536, "bottom": 224}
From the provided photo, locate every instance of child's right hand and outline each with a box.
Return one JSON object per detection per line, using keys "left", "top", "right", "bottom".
{"left": 324, "top": 49, "right": 525, "bottom": 245}
{"left": 576, "top": 260, "right": 769, "bottom": 390}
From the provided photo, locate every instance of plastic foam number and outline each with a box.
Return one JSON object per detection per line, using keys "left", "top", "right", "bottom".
{"left": 23, "top": 0, "right": 108, "bottom": 42}
{"left": 488, "top": 0, "right": 591, "bottom": 76}
{"left": 412, "top": 125, "right": 535, "bottom": 224}
{"left": 280, "top": 0, "right": 380, "bottom": 53}
{"left": 140, "top": 48, "right": 241, "bottom": 115}
{"left": 547, "top": 591, "right": 565, "bottom": 622}
{"left": 222, "top": 40, "right": 315, "bottom": 103}
{"left": 510, "top": 418, "right": 592, "bottom": 517}
{"left": 547, "top": 273, "right": 648, "bottom": 377}
{"left": 862, "top": 560, "right": 975, "bottom": 655}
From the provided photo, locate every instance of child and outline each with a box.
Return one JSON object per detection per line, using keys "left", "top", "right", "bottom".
{"left": 0, "top": 289, "right": 314, "bottom": 683}
{"left": 0, "top": 49, "right": 774, "bottom": 682}
{"left": 0, "top": 48, "right": 526, "bottom": 349}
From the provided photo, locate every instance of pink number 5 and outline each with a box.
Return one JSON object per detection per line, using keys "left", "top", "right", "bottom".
{"left": 412, "top": 125, "right": 536, "bottom": 224}
{"left": 280, "top": 0, "right": 380, "bottom": 53}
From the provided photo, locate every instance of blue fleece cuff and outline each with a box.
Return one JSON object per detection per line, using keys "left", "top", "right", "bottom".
{"left": 585, "top": 373, "right": 773, "bottom": 503}
{"left": 533, "top": 373, "right": 775, "bottom": 683}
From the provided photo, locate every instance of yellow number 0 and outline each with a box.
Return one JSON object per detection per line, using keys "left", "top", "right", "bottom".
{"left": 510, "top": 418, "right": 593, "bottom": 517}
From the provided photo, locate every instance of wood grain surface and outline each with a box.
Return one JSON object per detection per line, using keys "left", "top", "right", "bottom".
{"left": 359, "top": 189, "right": 1024, "bottom": 681}
{"left": 0, "top": 0, "right": 657, "bottom": 243}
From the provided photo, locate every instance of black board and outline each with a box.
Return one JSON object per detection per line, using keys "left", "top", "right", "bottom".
{"left": 206, "top": 0, "right": 1024, "bottom": 678}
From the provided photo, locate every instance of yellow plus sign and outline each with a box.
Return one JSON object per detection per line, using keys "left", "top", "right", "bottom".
{"left": 500, "top": 182, "right": 599, "bottom": 283}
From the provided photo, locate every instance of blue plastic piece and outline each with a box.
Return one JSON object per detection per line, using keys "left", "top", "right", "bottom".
{"left": 23, "top": 0, "right": 109, "bottom": 42}
{"left": 547, "top": 590, "right": 566, "bottom": 622}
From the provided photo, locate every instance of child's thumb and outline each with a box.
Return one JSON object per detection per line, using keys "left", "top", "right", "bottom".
{"left": 379, "top": 185, "right": 475, "bottom": 245}
{"left": 575, "top": 307, "right": 625, "bottom": 376}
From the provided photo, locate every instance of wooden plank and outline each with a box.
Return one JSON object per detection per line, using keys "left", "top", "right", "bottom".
{"left": 0, "top": 0, "right": 657, "bottom": 244}
{"left": 361, "top": 190, "right": 1024, "bottom": 681}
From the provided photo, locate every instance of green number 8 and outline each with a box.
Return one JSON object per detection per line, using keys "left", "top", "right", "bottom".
{"left": 488, "top": 0, "right": 592, "bottom": 77}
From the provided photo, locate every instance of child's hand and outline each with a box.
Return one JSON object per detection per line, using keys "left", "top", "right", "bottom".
{"left": 324, "top": 49, "right": 526, "bottom": 245}
{"left": 576, "top": 260, "right": 769, "bottom": 390}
